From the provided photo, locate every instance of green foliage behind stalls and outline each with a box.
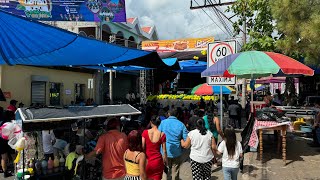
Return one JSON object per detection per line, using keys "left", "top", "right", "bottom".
{"left": 271, "top": 0, "right": 320, "bottom": 65}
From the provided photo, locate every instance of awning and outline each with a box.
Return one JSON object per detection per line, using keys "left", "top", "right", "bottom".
{"left": 82, "top": 65, "right": 153, "bottom": 72}
{"left": 0, "top": 10, "right": 176, "bottom": 69}
{"left": 178, "top": 60, "right": 206, "bottom": 73}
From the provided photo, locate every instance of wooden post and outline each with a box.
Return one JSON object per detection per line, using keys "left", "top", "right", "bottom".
{"left": 259, "top": 129, "right": 263, "bottom": 161}
{"left": 277, "top": 130, "right": 281, "bottom": 153}
{"left": 282, "top": 126, "right": 287, "bottom": 165}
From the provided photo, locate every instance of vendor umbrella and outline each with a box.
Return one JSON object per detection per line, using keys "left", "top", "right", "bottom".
{"left": 190, "top": 83, "right": 235, "bottom": 95}
{"left": 201, "top": 51, "right": 314, "bottom": 78}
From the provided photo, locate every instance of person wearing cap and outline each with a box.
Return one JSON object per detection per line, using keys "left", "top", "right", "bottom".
{"left": 86, "top": 118, "right": 128, "bottom": 180}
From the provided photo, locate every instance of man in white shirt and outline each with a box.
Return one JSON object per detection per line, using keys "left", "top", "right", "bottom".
{"left": 42, "top": 130, "right": 56, "bottom": 160}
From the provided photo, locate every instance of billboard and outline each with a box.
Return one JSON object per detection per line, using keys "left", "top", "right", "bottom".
{"left": 0, "top": 0, "right": 126, "bottom": 22}
{"left": 142, "top": 37, "right": 214, "bottom": 52}
{"left": 207, "top": 40, "right": 237, "bottom": 85}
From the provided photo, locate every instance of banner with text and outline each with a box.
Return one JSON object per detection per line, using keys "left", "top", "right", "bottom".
{"left": 142, "top": 37, "right": 214, "bottom": 52}
{"left": 0, "top": 0, "right": 126, "bottom": 22}
{"left": 207, "top": 40, "right": 236, "bottom": 85}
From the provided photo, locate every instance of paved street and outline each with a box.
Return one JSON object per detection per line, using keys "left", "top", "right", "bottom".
{"left": 179, "top": 132, "right": 320, "bottom": 180}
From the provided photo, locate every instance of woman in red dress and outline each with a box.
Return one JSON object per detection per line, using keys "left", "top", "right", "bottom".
{"left": 142, "top": 115, "right": 167, "bottom": 180}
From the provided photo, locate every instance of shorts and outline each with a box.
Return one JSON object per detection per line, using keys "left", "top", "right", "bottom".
{"left": 0, "top": 138, "right": 10, "bottom": 155}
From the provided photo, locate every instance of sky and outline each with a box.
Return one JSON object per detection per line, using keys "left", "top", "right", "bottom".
{"left": 125, "top": 0, "right": 236, "bottom": 40}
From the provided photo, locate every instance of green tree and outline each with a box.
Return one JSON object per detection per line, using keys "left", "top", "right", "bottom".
{"left": 271, "top": 0, "right": 320, "bottom": 64}
{"left": 227, "top": 0, "right": 277, "bottom": 51}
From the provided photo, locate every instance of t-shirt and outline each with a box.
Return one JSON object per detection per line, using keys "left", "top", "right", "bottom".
{"left": 158, "top": 116, "right": 188, "bottom": 158}
{"left": 65, "top": 152, "right": 78, "bottom": 170}
{"left": 95, "top": 130, "right": 128, "bottom": 179}
{"left": 228, "top": 104, "right": 240, "bottom": 116}
{"left": 42, "top": 130, "right": 56, "bottom": 154}
{"left": 217, "top": 140, "right": 243, "bottom": 168}
{"left": 188, "top": 129, "right": 214, "bottom": 163}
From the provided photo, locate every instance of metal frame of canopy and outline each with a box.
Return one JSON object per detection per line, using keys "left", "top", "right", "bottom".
{"left": 14, "top": 104, "right": 141, "bottom": 180}
{"left": 18, "top": 105, "right": 141, "bottom": 124}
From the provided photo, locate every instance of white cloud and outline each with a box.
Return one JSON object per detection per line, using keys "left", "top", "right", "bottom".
{"left": 125, "top": 0, "right": 234, "bottom": 40}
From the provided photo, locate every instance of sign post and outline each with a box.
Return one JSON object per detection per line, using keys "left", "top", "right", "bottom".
{"left": 207, "top": 40, "right": 237, "bottom": 130}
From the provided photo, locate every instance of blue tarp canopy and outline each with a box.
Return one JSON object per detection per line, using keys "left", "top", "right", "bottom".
{"left": 82, "top": 59, "right": 205, "bottom": 73}
{"left": 178, "top": 60, "right": 206, "bottom": 73}
{"left": 82, "top": 65, "right": 153, "bottom": 72}
{"left": 0, "top": 10, "right": 178, "bottom": 70}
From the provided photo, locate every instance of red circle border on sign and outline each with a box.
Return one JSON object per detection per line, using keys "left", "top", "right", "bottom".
{"left": 210, "top": 42, "right": 234, "bottom": 65}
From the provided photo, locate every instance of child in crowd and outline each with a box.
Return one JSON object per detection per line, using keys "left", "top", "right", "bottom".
{"left": 217, "top": 128, "right": 243, "bottom": 180}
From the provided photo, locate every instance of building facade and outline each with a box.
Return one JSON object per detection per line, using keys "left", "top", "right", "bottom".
{"left": 0, "top": 65, "right": 94, "bottom": 107}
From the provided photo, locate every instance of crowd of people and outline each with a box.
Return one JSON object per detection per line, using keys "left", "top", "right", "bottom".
{"left": 83, "top": 105, "right": 243, "bottom": 180}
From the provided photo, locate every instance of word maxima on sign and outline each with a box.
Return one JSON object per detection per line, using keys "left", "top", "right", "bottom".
{"left": 208, "top": 76, "right": 236, "bottom": 85}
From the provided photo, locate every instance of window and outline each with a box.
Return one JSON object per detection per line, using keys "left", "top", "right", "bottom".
{"left": 75, "top": 84, "right": 85, "bottom": 104}
{"left": 31, "top": 81, "right": 46, "bottom": 105}
{"left": 49, "top": 83, "right": 61, "bottom": 106}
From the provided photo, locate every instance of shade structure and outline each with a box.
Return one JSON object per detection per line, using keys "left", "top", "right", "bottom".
{"left": 177, "top": 60, "right": 206, "bottom": 73}
{"left": 0, "top": 10, "right": 177, "bottom": 70}
{"left": 201, "top": 51, "right": 314, "bottom": 78}
{"left": 256, "top": 77, "right": 299, "bottom": 84}
{"left": 247, "top": 84, "right": 265, "bottom": 91}
{"left": 190, "top": 83, "right": 235, "bottom": 95}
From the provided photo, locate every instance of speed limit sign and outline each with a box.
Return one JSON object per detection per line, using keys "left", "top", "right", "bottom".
{"left": 207, "top": 40, "right": 236, "bottom": 85}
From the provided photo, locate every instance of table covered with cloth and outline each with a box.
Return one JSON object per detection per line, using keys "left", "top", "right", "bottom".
{"left": 248, "top": 119, "right": 293, "bottom": 149}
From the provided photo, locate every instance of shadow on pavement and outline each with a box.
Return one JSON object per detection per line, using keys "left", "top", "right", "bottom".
{"left": 257, "top": 133, "right": 319, "bottom": 165}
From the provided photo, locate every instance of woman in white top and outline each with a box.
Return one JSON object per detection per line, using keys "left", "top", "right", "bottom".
{"left": 181, "top": 118, "right": 217, "bottom": 180}
{"left": 217, "top": 128, "right": 243, "bottom": 180}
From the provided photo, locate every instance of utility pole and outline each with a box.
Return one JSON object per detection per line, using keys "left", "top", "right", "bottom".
{"left": 191, "top": 0, "right": 248, "bottom": 109}
{"left": 241, "top": 1, "right": 247, "bottom": 109}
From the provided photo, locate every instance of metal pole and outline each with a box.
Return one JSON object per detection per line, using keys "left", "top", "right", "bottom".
{"left": 109, "top": 70, "right": 113, "bottom": 104}
{"left": 241, "top": 2, "right": 247, "bottom": 109}
{"left": 220, "top": 85, "right": 223, "bottom": 130}
{"left": 251, "top": 75, "right": 254, "bottom": 103}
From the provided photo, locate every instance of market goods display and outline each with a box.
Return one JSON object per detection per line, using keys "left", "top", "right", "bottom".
{"left": 147, "top": 94, "right": 219, "bottom": 101}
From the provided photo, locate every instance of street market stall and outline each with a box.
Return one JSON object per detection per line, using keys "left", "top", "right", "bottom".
{"left": 201, "top": 50, "right": 314, "bottom": 166}
{"left": 10, "top": 105, "right": 141, "bottom": 180}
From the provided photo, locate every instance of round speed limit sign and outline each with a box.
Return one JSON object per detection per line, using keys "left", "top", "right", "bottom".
{"left": 209, "top": 41, "right": 235, "bottom": 66}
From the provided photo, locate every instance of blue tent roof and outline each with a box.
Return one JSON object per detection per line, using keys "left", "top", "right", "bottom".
{"left": 0, "top": 10, "right": 175, "bottom": 69}
{"left": 82, "top": 65, "right": 153, "bottom": 72}
{"left": 177, "top": 60, "right": 206, "bottom": 73}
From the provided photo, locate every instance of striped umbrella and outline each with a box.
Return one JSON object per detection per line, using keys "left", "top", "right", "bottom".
{"left": 201, "top": 51, "right": 314, "bottom": 78}
{"left": 190, "top": 83, "right": 235, "bottom": 95}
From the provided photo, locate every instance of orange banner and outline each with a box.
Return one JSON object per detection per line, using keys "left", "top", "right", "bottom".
{"left": 142, "top": 37, "right": 214, "bottom": 52}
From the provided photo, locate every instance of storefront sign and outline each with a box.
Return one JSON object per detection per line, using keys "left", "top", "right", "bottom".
{"left": 207, "top": 40, "right": 237, "bottom": 85}
{"left": 208, "top": 77, "right": 236, "bottom": 85}
{"left": 142, "top": 37, "right": 214, "bottom": 52}
{"left": 0, "top": 0, "right": 126, "bottom": 22}
{"left": 3, "top": 92, "right": 11, "bottom": 98}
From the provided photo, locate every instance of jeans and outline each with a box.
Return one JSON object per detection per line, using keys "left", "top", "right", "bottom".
{"left": 222, "top": 167, "right": 239, "bottom": 180}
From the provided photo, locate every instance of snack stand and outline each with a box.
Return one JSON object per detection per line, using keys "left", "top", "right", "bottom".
{"left": 13, "top": 105, "right": 141, "bottom": 180}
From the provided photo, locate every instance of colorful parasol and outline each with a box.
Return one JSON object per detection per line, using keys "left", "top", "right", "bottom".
{"left": 201, "top": 51, "right": 314, "bottom": 78}
{"left": 190, "top": 83, "right": 235, "bottom": 95}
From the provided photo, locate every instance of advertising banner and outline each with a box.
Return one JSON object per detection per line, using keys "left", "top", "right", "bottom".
{"left": 0, "top": 0, "right": 126, "bottom": 22}
{"left": 142, "top": 37, "right": 214, "bottom": 52}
